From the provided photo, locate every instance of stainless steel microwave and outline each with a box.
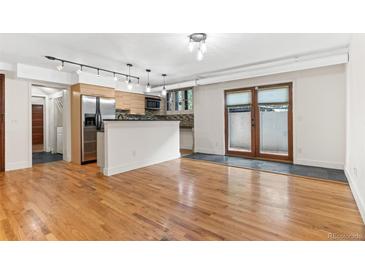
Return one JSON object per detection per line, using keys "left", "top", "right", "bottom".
{"left": 145, "top": 96, "right": 161, "bottom": 110}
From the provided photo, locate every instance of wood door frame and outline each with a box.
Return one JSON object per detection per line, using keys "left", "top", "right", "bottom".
{"left": 224, "top": 82, "right": 293, "bottom": 163}
{"left": 0, "top": 74, "right": 5, "bottom": 171}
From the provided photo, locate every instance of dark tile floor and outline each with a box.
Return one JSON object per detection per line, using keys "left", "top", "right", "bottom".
{"left": 32, "top": 152, "right": 63, "bottom": 165}
{"left": 183, "top": 153, "right": 348, "bottom": 183}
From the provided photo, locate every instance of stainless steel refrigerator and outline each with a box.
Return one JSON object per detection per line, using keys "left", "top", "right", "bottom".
{"left": 81, "top": 95, "right": 115, "bottom": 164}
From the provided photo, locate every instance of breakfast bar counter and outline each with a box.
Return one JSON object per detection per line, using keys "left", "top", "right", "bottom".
{"left": 97, "top": 120, "right": 181, "bottom": 176}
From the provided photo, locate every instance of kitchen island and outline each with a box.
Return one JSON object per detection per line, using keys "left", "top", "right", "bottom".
{"left": 97, "top": 120, "right": 180, "bottom": 176}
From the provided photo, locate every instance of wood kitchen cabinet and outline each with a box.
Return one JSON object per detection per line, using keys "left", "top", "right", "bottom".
{"left": 115, "top": 91, "right": 145, "bottom": 115}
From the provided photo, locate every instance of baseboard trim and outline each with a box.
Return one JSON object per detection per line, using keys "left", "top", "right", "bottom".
{"left": 180, "top": 145, "right": 193, "bottom": 150}
{"left": 103, "top": 153, "right": 181, "bottom": 176}
{"left": 5, "top": 161, "right": 31, "bottom": 171}
{"left": 194, "top": 147, "right": 224, "bottom": 156}
{"left": 345, "top": 168, "right": 365, "bottom": 224}
{"left": 295, "top": 158, "right": 344, "bottom": 169}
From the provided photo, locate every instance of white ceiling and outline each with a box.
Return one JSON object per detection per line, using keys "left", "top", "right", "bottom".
{"left": 0, "top": 33, "right": 351, "bottom": 86}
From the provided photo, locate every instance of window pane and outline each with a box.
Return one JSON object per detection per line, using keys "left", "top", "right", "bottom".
{"left": 187, "top": 89, "right": 193, "bottom": 110}
{"left": 226, "top": 91, "right": 251, "bottom": 106}
{"left": 228, "top": 105, "right": 251, "bottom": 152}
{"left": 259, "top": 104, "right": 288, "bottom": 155}
{"left": 175, "top": 90, "right": 183, "bottom": 111}
{"left": 258, "top": 87, "right": 289, "bottom": 103}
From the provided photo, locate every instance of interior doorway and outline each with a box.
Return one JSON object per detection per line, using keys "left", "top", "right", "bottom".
{"left": 31, "top": 85, "right": 65, "bottom": 164}
{"left": 32, "top": 104, "right": 44, "bottom": 152}
{"left": 225, "top": 82, "right": 293, "bottom": 162}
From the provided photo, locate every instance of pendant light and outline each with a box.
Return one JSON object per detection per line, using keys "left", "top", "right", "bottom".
{"left": 113, "top": 72, "right": 118, "bottom": 81}
{"left": 145, "top": 69, "right": 151, "bottom": 92}
{"left": 96, "top": 68, "right": 100, "bottom": 77}
{"left": 161, "top": 74, "right": 167, "bottom": 96}
{"left": 126, "top": 64, "right": 133, "bottom": 90}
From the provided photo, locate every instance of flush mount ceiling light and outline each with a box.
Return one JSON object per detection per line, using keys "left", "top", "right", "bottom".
{"left": 188, "top": 33, "right": 207, "bottom": 61}
{"left": 145, "top": 69, "right": 151, "bottom": 92}
{"left": 161, "top": 74, "right": 167, "bottom": 96}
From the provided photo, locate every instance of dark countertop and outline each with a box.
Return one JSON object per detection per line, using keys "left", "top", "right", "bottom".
{"left": 98, "top": 119, "right": 193, "bottom": 131}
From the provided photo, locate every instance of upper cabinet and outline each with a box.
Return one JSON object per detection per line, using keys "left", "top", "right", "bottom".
{"left": 115, "top": 91, "right": 145, "bottom": 115}
{"left": 72, "top": 83, "right": 115, "bottom": 98}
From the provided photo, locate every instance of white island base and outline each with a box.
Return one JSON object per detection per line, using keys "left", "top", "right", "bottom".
{"left": 97, "top": 120, "right": 181, "bottom": 176}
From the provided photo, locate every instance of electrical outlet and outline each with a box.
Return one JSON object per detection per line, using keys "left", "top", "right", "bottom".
{"left": 353, "top": 167, "right": 358, "bottom": 177}
{"left": 132, "top": 150, "right": 136, "bottom": 157}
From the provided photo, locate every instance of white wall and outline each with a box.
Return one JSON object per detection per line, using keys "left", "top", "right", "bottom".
{"left": 5, "top": 78, "right": 32, "bottom": 170}
{"left": 194, "top": 64, "right": 346, "bottom": 169}
{"left": 103, "top": 121, "right": 180, "bottom": 176}
{"left": 345, "top": 34, "right": 365, "bottom": 222}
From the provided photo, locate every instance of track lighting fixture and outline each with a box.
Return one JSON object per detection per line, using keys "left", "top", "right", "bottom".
{"left": 161, "top": 74, "right": 167, "bottom": 96}
{"left": 57, "top": 61, "right": 64, "bottom": 71}
{"left": 76, "top": 65, "right": 83, "bottom": 74}
{"left": 145, "top": 69, "right": 151, "bottom": 92}
{"left": 187, "top": 33, "right": 207, "bottom": 61}
{"left": 45, "top": 56, "right": 140, "bottom": 82}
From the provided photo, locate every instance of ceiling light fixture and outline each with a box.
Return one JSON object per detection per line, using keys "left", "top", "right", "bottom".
{"left": 45, "top": 56, "right": 140, "bottom": 82}
{"left": 76, "top": 65, "right": 83, "bottom": 74}
{"left": 126, "top": 64, "right": 133, "bottom": 90}
{"left": 56, "top": 61, "right": 64, "bottom": 71}
{"left": 187, "top": 33, "right": 207, "bottom": 61}
{"left": 161, "top": 74, "right": 167, "bottom": 96}
{"left": 145, "top": 69, "right": 151, "bottom": 92}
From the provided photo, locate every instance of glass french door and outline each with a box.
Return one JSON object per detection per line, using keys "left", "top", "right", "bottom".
{"left": 225, "top": 83, "right": 293, "bottom": 162}
{"left": 225, "top": 89, "right": 255, "bottom": 157}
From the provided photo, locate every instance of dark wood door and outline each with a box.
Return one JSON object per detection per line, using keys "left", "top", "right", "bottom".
{"left": 32, "top": 104, "right": 44, "bottom": 145}
{"left": 0, "top": 74, "right": 5, "bottom": 171}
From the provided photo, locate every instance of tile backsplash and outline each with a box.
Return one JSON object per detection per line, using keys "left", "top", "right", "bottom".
{"left": 115, "top": 109, "right": 194, "bottom": 128}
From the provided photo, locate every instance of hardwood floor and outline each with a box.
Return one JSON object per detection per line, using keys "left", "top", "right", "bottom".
{"left": 0, "top": 158, "right": 364, "bottom": 240}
